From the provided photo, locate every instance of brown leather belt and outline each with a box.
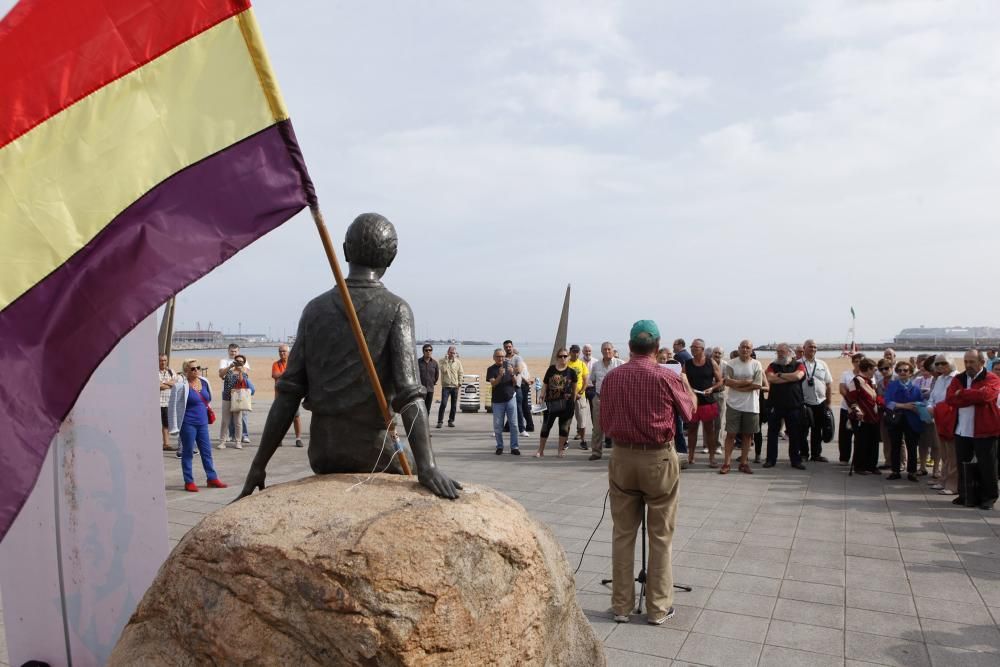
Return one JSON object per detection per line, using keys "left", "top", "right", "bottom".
{"left": 613, "top": 440, "right": 673, "bottom": 451}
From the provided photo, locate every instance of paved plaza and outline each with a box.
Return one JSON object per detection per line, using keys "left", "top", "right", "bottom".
{"left": 4, "top": 404, "right": 1000, "bottom": 665}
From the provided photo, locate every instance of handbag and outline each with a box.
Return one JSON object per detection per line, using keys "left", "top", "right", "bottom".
{"left": 821, "top": 406, "right": 835, "bottom": 443}
{"left": 195, "top": 384, "right": 216, "bottom": 424}
{"left": 230, "top": 375, "right": 253, "bottom": 412}
{"left": 885, "top": 410, "right": 904, "bottom": 427}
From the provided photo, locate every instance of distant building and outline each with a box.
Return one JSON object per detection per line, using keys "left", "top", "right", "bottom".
{"left": 222, "top": 334, "right": 269, "bottom": 345}
{"left": 894, "top": 326, "right": 1000, "bottom": 347}
{"left": 173, "top": 330, "right": 224, "bottom": 346}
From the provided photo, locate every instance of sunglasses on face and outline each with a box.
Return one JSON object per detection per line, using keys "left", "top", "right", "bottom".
{"left": 558, "top": 354, "right": 568, "bottom": 358}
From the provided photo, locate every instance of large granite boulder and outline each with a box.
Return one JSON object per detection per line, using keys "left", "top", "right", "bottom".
{"left": 110, "top": 474, "right": 605, "bottom": 666}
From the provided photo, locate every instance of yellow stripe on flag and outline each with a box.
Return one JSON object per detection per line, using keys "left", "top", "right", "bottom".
{"left": 0, "top": 13, "right": 281, "bottom": 311}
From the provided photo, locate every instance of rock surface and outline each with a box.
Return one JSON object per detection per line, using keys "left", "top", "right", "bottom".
{"left": 110, "top": 474, "right": 605, "bottom": 666}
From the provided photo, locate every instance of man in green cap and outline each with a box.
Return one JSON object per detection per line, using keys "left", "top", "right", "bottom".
{"left": 599, "top": 319, "right": 696, "bottom": 625}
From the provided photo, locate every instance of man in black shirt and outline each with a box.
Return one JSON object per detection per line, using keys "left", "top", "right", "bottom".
{"left": 417, "top": 344, "right": 439, "bottom": 415}
{"left": 764, "top": 343, "right": 807, "bottom": 470}
{"left": 487, "top": 348, "right": 520, "bottom": 455}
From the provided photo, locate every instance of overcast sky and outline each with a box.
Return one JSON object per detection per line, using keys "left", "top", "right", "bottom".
{"left": 8, "top": 1, "right": 1000, "bottom": 347}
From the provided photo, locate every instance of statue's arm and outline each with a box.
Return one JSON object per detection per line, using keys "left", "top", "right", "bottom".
{"left": 237, "top": 319, "right": 309, "bottom": 501}
{"left": 390, "top": 303, "right": 461, "bottom": 499}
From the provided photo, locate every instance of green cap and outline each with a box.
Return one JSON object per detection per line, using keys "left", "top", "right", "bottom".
{"left": 629, "top": 319, "right": 660, "bottom": 343}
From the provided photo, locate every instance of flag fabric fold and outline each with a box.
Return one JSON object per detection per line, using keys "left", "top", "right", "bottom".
{"left": 0, "top": 0, "right": 315, "bottom": 542}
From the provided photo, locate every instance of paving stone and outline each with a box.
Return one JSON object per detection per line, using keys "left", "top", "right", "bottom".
{"left": 846, "top": 542, "right": 902, "bottom": 561}
{"left": 847, "top": 588, "right": 917, "bottom": 615}
{"left": 716, "top": 572, "right": 782, "bottom": 597}
{"left": 926, "top": 643, "right": 1000, "bottom": 666}
{"left": 766, "top": 619, "right": 845, "bottom": 657}
{"left": 681, "top": 538, "right": 739, "bottom": 557}
{"left": 773, "top": 598, "right": 845, "bottom": 629}
{"left": 605, "top": 622, "right": 687, "bottom": 658}
{"left": 844, "top": 630, "right": 931, "bottom": 667}
{"left": 780, "top": 580, "right": 845, "bottom": 606}
{"left": 846, "top": 608, "right": 922, "bottom": 641}
{"left": 784, "top": 563, "right": 846, "bottom": 587}
{"left": 846, "top": 572, "right": 912, "bottom": 595}
{"left": 758, "top": 644, "right": 845, "bottom": 667}
{"left": 725, "top": 557, "right": 787, "bottom": 579}
{"left": 675, "top": 632, "right": 762, "bottom": 667}
{"left": 901, "top": 547, "right": 964, "bottom": 569}
{"left": 734, "top": 543, "right": 790, "bottom": 564}
{"left": 692, "top": 609, "right": 770, "bottom": 643}
{"left": 601, "top": 647, "right": 674, "bottom": 666}
{"left": 673, "top": 551, "right": 729, "bottom": 571}
{"left": 914, "top": 597, "right": 994, "bottom": 625}
{"left": 919, "top": 618, "right": 1000, "bottom": 653}
{"left": 704, "top": 589, "right": 777, "bottom": 619}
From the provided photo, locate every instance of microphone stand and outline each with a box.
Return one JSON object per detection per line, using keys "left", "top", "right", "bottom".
{"left": 602, "top": 500, "right": 691, "bottom": 614}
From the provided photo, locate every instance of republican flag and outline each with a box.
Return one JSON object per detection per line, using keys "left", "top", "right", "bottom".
{"left": 0, "top": 0, "right": 315, "bottom": 541}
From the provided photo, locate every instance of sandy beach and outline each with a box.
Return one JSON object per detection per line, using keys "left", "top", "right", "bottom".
{"left": 231, "top": 352, "right": 871, "bottom": 411}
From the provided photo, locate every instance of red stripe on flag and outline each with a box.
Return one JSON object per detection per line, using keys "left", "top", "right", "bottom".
{"left": 0, "top": 0, "right": 251, "bottom": 147}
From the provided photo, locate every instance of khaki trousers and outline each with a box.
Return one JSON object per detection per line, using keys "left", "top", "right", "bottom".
{"left": 939, "top": 437, "right": 958, "bottom": 493}
{"left": 609, "top": 444, "right": 679, "bottom": 619}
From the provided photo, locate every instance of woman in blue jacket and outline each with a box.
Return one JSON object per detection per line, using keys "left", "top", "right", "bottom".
{"left": 883, "top": 360, "right": 924, "bottom": 481}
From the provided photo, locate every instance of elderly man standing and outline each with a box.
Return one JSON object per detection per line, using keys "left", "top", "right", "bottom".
{"left": 272, "top": 344, "right": 304, "bottom": 447}
{"left": 764, "top": 343, "right": 807, "bottom": 470}
{"left": 587, "top": 341, "right": 623, "bottom": 461}
{"left": 437, "top": 346, "right": 464, "bottom": 428}
{"left": 801, "top": 339, "right": 833, "bottom": 463}
{"left": 946, "top": 349, "right": 1000, "bottom": 510}
{"left": 721, "top": 340, "right": 763, "bottom": 474}
{"left": 601, "top": 320, "right": 695, "bottom": 625}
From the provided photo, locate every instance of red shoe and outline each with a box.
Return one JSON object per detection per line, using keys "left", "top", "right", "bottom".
{"left": 184, "top": 482, "right": 199, "bottom": 493}
{"left": 207, "top": 478, "right": 228, "bottom": 489}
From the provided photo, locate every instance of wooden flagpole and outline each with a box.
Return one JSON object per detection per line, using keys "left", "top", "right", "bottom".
{"left": 309, "top": 205, "right": 413, "bottom": 476}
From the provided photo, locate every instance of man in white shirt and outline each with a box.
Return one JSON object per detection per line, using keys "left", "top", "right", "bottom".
{"left": 801, "top": 339, "right": 833, "bottom": 463}
{"left": 587, "top": 341, "right": 623, "bottom": 461}
{"left": 838, "top": 353, "right": 864, "bottom": 465}
{"left": 721, "top": 340, "right": 764, "bottom": 474}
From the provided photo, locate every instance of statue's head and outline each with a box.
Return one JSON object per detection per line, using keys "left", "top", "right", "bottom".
{"left": 343, "top": 213, "right": 398, "bottom": 270}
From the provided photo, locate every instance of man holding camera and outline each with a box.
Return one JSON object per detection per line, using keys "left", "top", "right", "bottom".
{"left": 600, "top": 320, "right": 696, "bottom": 625}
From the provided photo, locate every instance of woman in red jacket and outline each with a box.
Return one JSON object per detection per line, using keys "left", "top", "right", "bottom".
{"left": 847, "top": 359, "right": 881, "bottom": 475}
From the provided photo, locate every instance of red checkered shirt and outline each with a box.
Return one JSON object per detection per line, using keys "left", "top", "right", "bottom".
{"left": 600, "top": 356, "right": 695, "bottom": 444}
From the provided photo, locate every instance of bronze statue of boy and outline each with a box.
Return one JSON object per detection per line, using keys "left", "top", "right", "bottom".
{"left": 238, "top": 213, "right": 461, "bottom": 500}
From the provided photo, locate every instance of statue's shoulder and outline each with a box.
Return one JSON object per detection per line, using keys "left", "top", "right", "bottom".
{"left": 302, "top": 286, "right": 409, "bottom": 317}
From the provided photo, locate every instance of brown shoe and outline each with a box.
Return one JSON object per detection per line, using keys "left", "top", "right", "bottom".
{"left": 719, "top": 463, "right": 731, "bottom": 474}
{"left": 739, "top": 463, "right": 753, "bottom": 474}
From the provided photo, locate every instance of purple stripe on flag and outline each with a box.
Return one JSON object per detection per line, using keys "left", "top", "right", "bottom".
{"left": 0, "top": 120, "right": 311, "bottom": 541}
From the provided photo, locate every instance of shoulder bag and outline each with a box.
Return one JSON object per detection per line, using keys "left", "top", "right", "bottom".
{"left": 195, "top": 384, "right": 216, "bottom": 424}
{"left": 231, "top": 375, "right": 253, "bottom": 412}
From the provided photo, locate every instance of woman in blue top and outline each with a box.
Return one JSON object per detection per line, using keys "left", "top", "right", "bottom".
{"left": 883, "top": 360, "right": 924, "bottom": 481}
{"left": 178, "top": 359, "right": 227, "bottom": 493}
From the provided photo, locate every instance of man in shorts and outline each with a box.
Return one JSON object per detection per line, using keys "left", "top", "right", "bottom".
{"left": 720, "top": 340, "right": 763, "bottom": 474}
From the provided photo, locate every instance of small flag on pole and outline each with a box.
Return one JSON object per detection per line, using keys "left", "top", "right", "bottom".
{"left": 0, "top": 0, "right": 315, "bottom": 542}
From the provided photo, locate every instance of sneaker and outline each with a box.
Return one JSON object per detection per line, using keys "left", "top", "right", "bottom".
{"left": 930, "top": 483, "right": 944, "bottom": 490}
{"left": 234, "top": 442, "right": 243, "bottom": 450}
{"left": 887, "top": 472, "right": 901, "bottom": 480}
{"left": 613, "top": 613, "right": 630, "bottom": 623}
{"left": 295, "top": 439, "right": 304, "bottom": 448}
{"left": 511, "top": 448, "right": 521, "bottom": 456}
{"left": 495, "top": 448, "right": 503, "bottom": 455}
{"left": 216, "top": 443, "right": 226, "bottom": 450}
{"left": 589, "top": 453, "right": 602, "bottom": 461}
{"left": 791, "top": 462, "right": 807, "bottom": 470}
{"left": 241, "top": 437, "right": 251, "bottom": 444}
{"left": 436, "top": 423, "right": 443, "bottom": 429}
{"left": 762, "top": 461, "right": 775, "bottom": 468}
{"left": 810, "top": 456, "right": 829, "bottom": 463}
{"left": 648, "top": 607, "right": 676, "bottom": 625}
{"left": 447, "top": 422, "right": 455, "bottom": 428}
{"left": 907, "top": 473, "right": 919, "bottom": 482}
{"left": 739, "top": 463, "right": 754, "bottom": 475}
{"left": 579, "top": 442, "right": 589, "bottom": 450}
{"left": 519, "top": 431, "right": 528, "bottom": 437}
{"left": 939, "top": 489, "right": 957, "bottom": 495}
{"left": 175, "top": 449, "right": 182, "bottom": 459}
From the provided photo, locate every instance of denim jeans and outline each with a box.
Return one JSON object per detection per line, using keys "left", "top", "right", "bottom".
{"left": 493, "top": 397, "right": 520, "bottom": 450}
{"left": 674, "top": 414, "right": 688, "bottom": 454}
{"left": 180, "top": 422, "right": 218, "bottom": 484}
{"left": 438, "top": 386, "right": 459, "bottom": 425}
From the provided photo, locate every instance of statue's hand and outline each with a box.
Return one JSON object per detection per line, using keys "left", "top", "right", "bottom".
{"left": 235, "top": 465, "right": 267, "bottom": 502}
{"left": 418, "top": 466, "right": 463, "bottom": 500}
